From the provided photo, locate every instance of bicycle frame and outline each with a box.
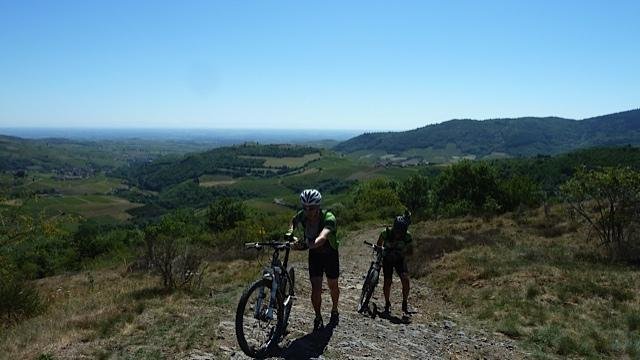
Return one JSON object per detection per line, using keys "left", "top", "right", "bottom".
{"left": 357, "top": 241, "right": 385, "bottom": 314}
{"left": 249, "top": 242, "right": 291, "bottom": 321}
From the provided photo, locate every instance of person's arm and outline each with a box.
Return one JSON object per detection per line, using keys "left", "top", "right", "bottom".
{"left": 286, "top": 219, "right": 295, "bottom": 237}
{"left": 309, "top": 228, "right": 332, "bottom": 249}
{"left": 376, "top": 231, "right": 384, "bottom": 247}
{"left": 288, "top": 212, "right": 307, "bottom": 250}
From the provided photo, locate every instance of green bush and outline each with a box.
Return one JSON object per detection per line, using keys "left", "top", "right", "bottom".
{"left": 142, "top": 210, "right": 207, "bottom": 290}
{"left": 352, "top": 178, "right": 404, "bottom": 217}
{"left": 207, "top": 197, "right": 247, "bottom": 232}
{"left": 398, "top": 174, "right": 432, "bottom": 216}
{"left": 498, "top": 175, "right": 543, "bottom": 211}
{"left": 436, "top": 160, "right": 501, "bottom": 210}
{"left": 561, "top": 166, "right": 640, "bottom": 261}
{"left": 0, "top": 261, "right": 43, "bottom": 324}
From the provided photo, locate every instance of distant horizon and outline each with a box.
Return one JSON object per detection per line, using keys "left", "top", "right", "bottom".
{"left": 2, "top": 106, "right": 637, "bottom": 134}
{"left": 0, "top": 127, "right": 364, "bottom": 142}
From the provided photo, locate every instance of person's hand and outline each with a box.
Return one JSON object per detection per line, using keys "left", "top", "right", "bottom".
{"left": 291, "top": 240, "right": 307, "bottom": 251}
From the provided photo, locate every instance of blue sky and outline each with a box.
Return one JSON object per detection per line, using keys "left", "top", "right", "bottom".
{"left": 0, "top": 0, "right": 638, "bottom": 131}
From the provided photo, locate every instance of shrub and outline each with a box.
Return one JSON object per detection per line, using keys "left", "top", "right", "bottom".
{"left": 352, "top": 178, "right": 404, "bottom": 217}
{"left": 436, "top": 161, "right": 501, "bottom": 210}
{"left": 399, "top": 174, "right": 432, "bottom": 216}
{"left": 498, "top": 175, "right": 543, "bottom": 211}
{"left": 561, "top": 166, "right": 640, "bottom": 261}
{"left": 207, "top": 197, "right": 247, "bottom": 232}
{"left": 142, "top": 210, "right": 207, "bottom": 291}
{"left": 0, "top": 261, "right": 43, "bottom": 324}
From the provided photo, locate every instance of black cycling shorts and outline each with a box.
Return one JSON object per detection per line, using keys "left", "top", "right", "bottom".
{"left": 308, "top": 246, "right": 340, "bottom": 279}
{"left": 382, "top": 251, "right": 408, "bottom": 278}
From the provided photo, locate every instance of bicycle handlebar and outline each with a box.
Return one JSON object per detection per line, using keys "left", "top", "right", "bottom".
{"left": 244, "top": 241, "right": 293, "bottom": 250}
{"left": 363, "top": 240, "right": 384, "bottom": 251}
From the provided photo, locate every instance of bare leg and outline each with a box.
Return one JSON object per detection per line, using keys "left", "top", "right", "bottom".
{"left": 310, "top": 276, "right": 323, "bottom": 317}
{"left": 327, "top": 277, "right": 340, "bottom": 312}
{"left": 400, "top": 273, "right": 410, "bottom": 304}
{"left": 383, "top": 276, "right": 392, "bottom": 306}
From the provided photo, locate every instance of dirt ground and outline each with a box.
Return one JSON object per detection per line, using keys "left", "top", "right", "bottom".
{"left": 209, "top": 228, "right": 524, "bottom": 359}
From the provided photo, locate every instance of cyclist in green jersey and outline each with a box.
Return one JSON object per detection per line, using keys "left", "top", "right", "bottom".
{"left": 287, "top": 189, "right": 340, "bottom": 331}
{"left": 376, "top": 213, "right": 414, "bottom": 315}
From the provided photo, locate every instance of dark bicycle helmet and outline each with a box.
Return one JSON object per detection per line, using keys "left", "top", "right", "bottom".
{"left": 393, "top": 213, "right": 411, "bottom": 232}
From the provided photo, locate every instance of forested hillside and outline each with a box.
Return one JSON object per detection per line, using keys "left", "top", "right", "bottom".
{"left": 0, "top": 135, "right": 214, "bottom": 172}
{"left": 335, "top": 109, "right": 640, "bottom": 158}
{"left": 114, "top": 143, "right": 321, "bottom": 191}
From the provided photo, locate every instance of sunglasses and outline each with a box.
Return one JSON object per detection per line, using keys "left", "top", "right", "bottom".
{"left": 303, "top": 205, "right": 319, "bottom": 211}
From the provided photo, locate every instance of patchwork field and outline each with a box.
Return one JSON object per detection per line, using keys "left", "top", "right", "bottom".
{"left": 22, "top": 195, "right": 141, "bottom": 221}
{"left": 198, "top": 175, "right": 238, "bottom": 187}
{"left": 238, "top": 152, "right": 321, "bottom": 167}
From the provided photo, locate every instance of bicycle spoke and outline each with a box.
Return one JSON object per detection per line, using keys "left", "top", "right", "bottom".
{"left": 237, "top": 281, "right": 279, "bottom": 356}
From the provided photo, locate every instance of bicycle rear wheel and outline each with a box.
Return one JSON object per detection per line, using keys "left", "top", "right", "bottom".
{"left": 235, "top": 279, "right": 283, "bottom": 358}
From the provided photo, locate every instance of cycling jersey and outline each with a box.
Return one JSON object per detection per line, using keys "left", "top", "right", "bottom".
{"left": 379, "top": 227, "right": 411, "bottom": 277}
{"left": 291, "top": 209, "right": 339, "bottom": 250}
{"left": 378, "top": 227, "right": 412, "bottom": 254}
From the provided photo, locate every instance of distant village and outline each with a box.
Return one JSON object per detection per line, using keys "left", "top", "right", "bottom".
{"left": 374, "top": 155, "right": 430, "bottom": 167}
{"left": 52, "top": 166, "right": 96, "bottom": 180}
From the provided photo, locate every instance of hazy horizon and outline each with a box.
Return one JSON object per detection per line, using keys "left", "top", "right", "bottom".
{"left": 0, "top": 127, "right": 363, "bottom": 142}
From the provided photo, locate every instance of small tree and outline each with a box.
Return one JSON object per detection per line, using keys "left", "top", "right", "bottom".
{"left": 0, "top": 207, "right": 65, "bottom": 322}
{"left": 498, "top": 175, "right": 543, "bottom": 212}
{"left": 399, "top": 174, "right": 432, "bottom": 216}
{"left": 435, "top": 160, "right": 501, "bottom": 216}
{"left": 561, "top": 166, "right": 640, "bottom": 261}
{"left": 143, "top": 210, "right": 207, "bottom": 290}
{"left": 207, "top": 197, "right": 247, "bottom": 232}
{"left": 352, "top": 178, "right": 404, "bottom": 218}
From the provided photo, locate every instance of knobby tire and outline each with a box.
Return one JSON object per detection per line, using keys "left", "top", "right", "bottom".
{"left": 235, "top": 279, "right": 284, "bottom": 358}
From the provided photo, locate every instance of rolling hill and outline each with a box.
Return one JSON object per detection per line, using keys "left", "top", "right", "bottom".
{"left": 335, "top": 109, "right": 640, "bottom": 160}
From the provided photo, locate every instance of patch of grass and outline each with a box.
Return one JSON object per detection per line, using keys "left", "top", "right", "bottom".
{"left": 627, "top": 312, "right": 640, "bottom": 332}
{"left": 0, "top": 256, "right": 254, "bottom": 359}
{"left": 421, "top": 209, "right": 640, "bottom": 358}
{"left": 497, "top": 315, "right": 524, "bottom": 338}
{"left": 98, "top": 310, "right": 134, "bottom": 337}
{"left": 531, "top": 323, "right": 562, "bottom": 348}
{"left": 627, "top": 333, "right": 640, "bottom": 359}
{"left": 35, "top": 354, "right": 56, "bottom": 360}
{"left": 526, "top": 283, "right": 541, "bottom": 299}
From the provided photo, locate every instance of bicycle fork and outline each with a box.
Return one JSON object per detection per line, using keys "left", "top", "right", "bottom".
{"left": 255, "top": 268, "right": 280, "bottom": 321}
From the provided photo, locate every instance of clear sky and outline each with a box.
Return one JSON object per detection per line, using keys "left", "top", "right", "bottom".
{"left": 0, "top": 0, "right": 638, "bottom": 131}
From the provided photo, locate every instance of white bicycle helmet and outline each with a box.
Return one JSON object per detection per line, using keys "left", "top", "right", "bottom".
{"left": 300, "top": 189, "right": 322, "bottom": 206}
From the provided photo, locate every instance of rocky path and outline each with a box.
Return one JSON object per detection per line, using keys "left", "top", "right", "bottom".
{"left": 211, "top": 229, "right": 524, "bottom": 359}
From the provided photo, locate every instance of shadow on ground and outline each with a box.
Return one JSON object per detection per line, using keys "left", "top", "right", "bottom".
{"left": 275, "top": 316, "right": 339, "bottom": 359}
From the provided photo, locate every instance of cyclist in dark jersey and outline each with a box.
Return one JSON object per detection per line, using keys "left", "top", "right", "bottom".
{"left": 376, "top": 213, "right": 414, "bottom": 315}
{"left": 287, "top": 189, "right": 340, "bottom": 331}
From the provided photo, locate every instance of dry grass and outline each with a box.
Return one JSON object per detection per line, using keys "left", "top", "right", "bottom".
{"left": 409, "top": 207, "right": 640, "bottom": 358}
{"left": 0, "top": 259, "right": 263, "bottom": 360}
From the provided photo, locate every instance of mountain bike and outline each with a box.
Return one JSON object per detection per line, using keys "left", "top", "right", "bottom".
{"left": 357, "top": 240, "right": 384, "bottom": 315}
{"left": 235, "top": 240, "right": 295, "bottom": 358}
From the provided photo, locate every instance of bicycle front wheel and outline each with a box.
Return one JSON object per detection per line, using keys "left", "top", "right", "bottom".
{"left": 235, "top": 279, "right": 283, "bottom": 358}
{"left": 358, "top": 267, "right": 379, "bottom": 313}
{"left": 279, "top": 266, "right": 295, "bottom": 338}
